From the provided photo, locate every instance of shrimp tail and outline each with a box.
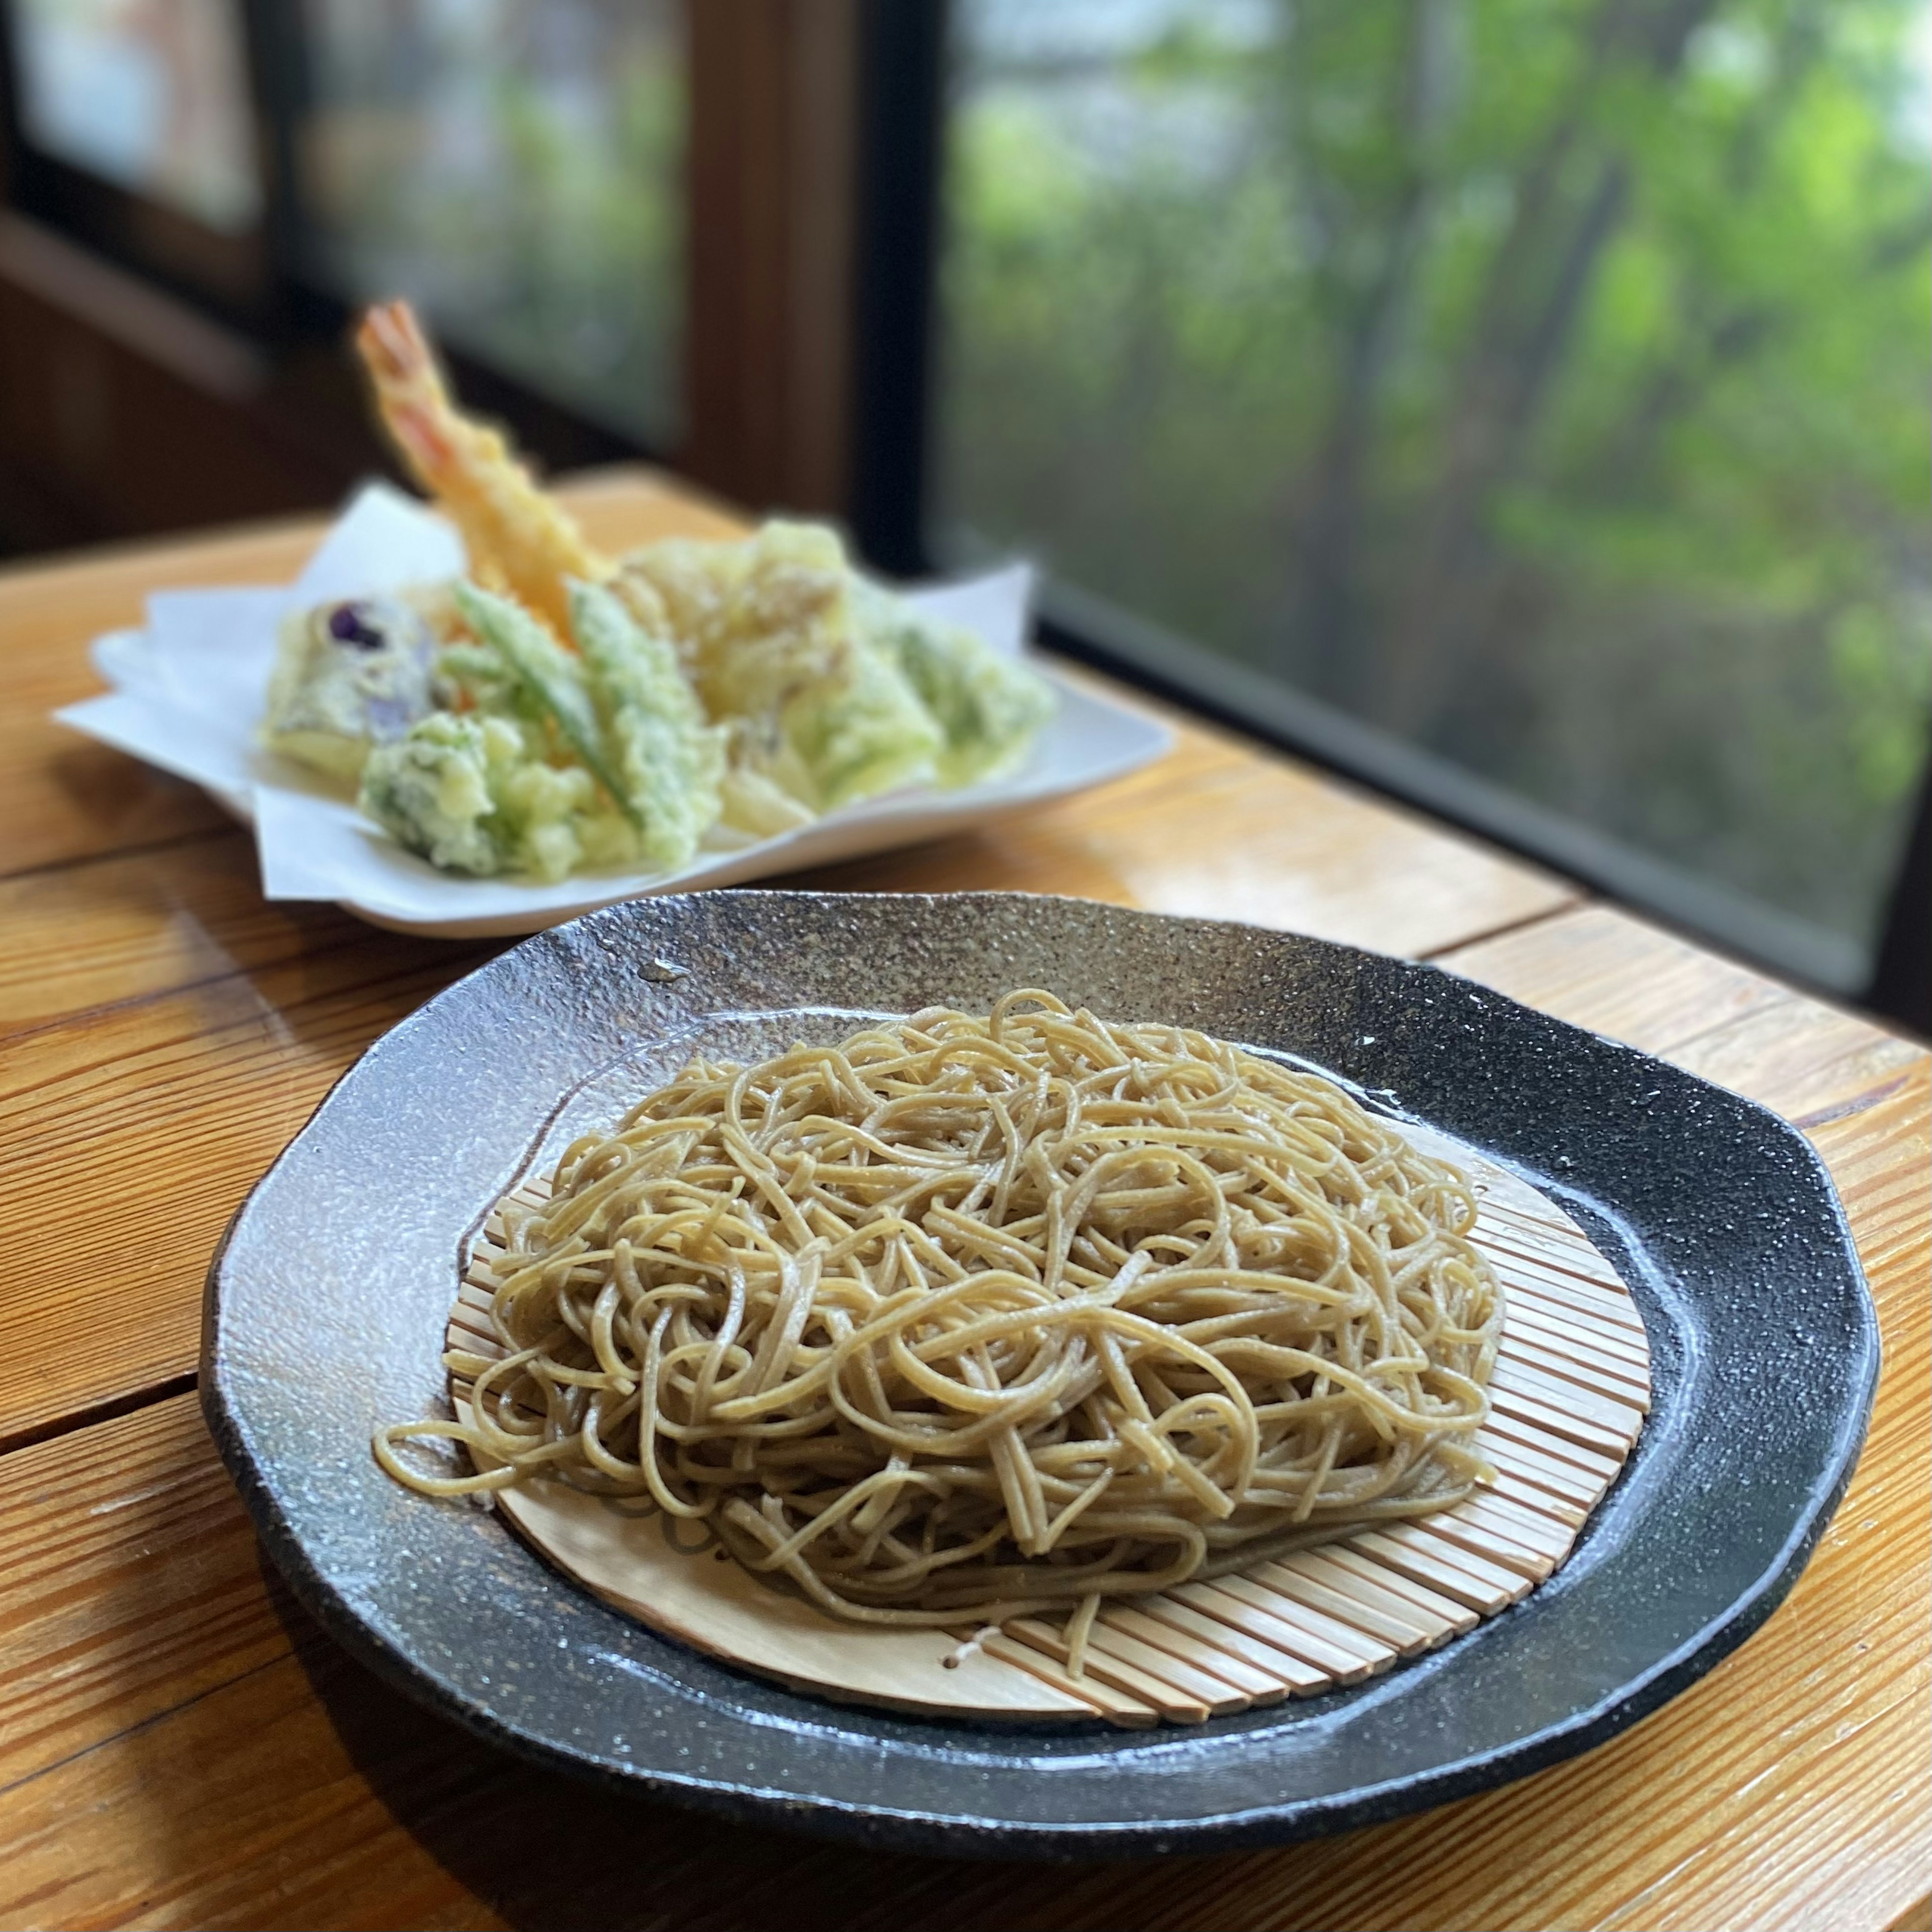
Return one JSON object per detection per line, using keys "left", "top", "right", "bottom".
{"left": 354, "top": 300, "right": 609, "bottom": 636}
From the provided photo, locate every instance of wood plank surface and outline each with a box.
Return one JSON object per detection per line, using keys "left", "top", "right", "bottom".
{"left": 0, "top": 1393, "right": 283, "bottom": 1790}
{"left": 796, "top": 687, "right": 1580, "bottom": 959}
{"left": 0, "top": 472, "right": 1923, "bottom": 1932}
{"left": 0, "top": 944, "right": 485, "bottom": 1448}
{"left": 0, "top": 831, "right": 373, "bottom": 1035}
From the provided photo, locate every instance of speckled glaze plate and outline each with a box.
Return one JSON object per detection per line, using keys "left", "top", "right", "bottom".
{"left": 202, "top": 893, "right": 1878, "bottom": 1858}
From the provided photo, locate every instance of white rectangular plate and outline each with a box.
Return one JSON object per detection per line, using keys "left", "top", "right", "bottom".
{"left": 55, "top": 485, "right": 1173, "bottom": 940}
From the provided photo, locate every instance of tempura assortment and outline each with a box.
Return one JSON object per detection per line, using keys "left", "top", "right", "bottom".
{"left": 262, "top": 302, "right": 1054, "bottom": 882}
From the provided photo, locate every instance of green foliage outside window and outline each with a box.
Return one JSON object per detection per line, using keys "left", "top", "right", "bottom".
{"left": 935, "top": 0, "right": 1932, "bottom": 971}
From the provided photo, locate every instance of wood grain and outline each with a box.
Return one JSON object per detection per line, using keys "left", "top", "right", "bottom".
{"left": 0, "top": 831, "right": 372, "bottom": 1034}
{"left": 792, "top": 698, "right": 1579, "bottom": 960}
{"left": 0, "top": 944, "right": 485, "bottom": 1447}
{"left": 0, "top": 1393, "right": 282, "bottom": 1789}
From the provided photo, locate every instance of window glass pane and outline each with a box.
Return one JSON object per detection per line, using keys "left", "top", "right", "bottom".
{"left": 932, "top": 0, "right": 1932, "bottom": 990}
{"left": 299, "top": 0, "right": 684, "bottom": 446}
{"left": 8, "top": 0, "right": 262, "bottom": 231}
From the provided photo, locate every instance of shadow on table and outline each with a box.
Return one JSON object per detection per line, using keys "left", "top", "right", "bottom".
{"left": 263, "top": 1551, "right": 1322, "bottom": 1932}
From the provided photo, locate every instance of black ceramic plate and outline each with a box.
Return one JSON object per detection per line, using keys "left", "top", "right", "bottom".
{"left": 202, "top": 893, "right": 1878, "bottom": 1858}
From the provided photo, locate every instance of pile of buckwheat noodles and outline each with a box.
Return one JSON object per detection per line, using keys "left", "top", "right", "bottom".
{"left": 377, "top": 992, "right": 1501, "bottom": 1653}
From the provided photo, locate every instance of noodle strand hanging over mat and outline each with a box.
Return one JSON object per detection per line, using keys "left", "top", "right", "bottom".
{"left": 378, "top": 993, "right": 1503, "bottom": 1632}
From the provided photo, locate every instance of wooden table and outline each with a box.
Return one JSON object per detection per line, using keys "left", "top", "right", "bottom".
{"left": 1, "top": 469, "right": 1924, "bottom": 1932}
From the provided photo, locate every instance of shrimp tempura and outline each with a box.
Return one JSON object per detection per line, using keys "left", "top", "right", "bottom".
{"left": 354, "top": 301, "right": 608, "bottom": 636}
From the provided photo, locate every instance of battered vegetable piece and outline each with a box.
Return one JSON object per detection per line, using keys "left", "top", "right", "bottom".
{"left": 568, "top": 579, "right": 725, "bottom": 872}
{"left": 357, "top": 712, "right": 517, "bottom": 876}
{"left": 366, "top": 579, "right": 733, "bottom": 880}
{"left": 449, "top": 582, "right": 635, "bottom": 827}
{"left": 857, "top": 589, "right": 1056, "bottom": 786}
{"left": 263, "top": 594, "right": 441, "bottom": 781}
{"left": 716, "top": 753, "right": 816, "bottom": 840}
{"left": 620, "top": 522, "right": 943, "bottom": 811}
{"left": 785, "top": 633, "right": 946, "bottom": 807}
{"left": 358, "top": 711, "right": 610, "bottom": 883}
{"left": 356, "top": 301, "right": 607, "bottom": 636}
{"left": 494, "top": 756, "right": 613, "bottom": 882}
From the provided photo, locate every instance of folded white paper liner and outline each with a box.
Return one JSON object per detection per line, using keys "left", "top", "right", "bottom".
{"left": 446, "top": 1123, "right": 1650, "bottom": 1726}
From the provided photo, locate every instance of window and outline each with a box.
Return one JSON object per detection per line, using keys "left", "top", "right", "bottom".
{"left": 296, "top": 0, "right": 685, "bottom": 447}
{"left": 0, "top": 0, "right": 687, "bottom": 450}
{"left": 915, "top": 0, "right": 1932, "bottom": 999}
{"left": 6, "top": 0, "right": 262, "bottom": 232}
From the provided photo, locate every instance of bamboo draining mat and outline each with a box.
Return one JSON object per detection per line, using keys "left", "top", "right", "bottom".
{"left": 442, "top": 1135, "right": 1649, "bottom": 1726}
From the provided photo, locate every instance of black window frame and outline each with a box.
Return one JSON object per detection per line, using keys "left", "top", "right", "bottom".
{"left": 848, "top": 0, "right": 1930, "bottom": 1035}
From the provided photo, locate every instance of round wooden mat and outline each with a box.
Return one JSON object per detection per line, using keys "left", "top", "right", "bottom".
{"left": 445, "top": 1129, "right": 1650, "bottom": 1726}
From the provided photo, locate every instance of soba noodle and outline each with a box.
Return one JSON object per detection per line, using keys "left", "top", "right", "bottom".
{"left": 377, "top": 993, "right": 1501, "bottom": 1639}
